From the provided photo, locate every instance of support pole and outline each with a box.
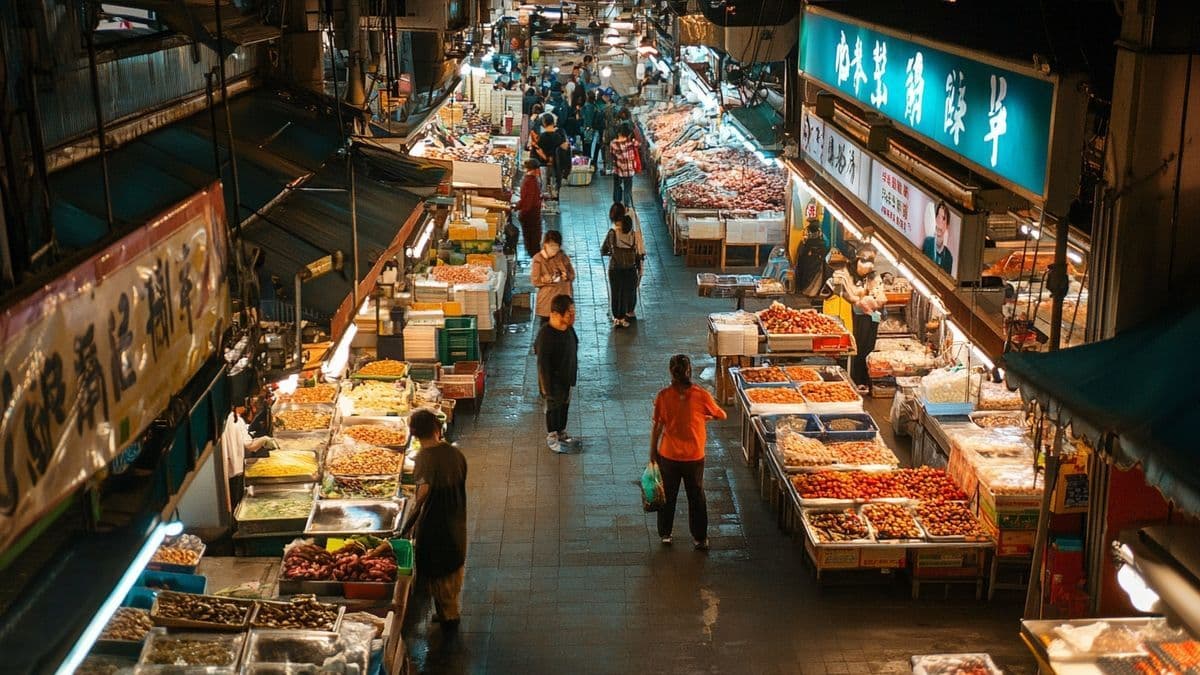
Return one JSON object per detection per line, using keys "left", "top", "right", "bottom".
{"left": 350, "top": 154, "right": 360, "bottom": 311}
{"left": 84, "top": 26, "right": 113, "bottom": 231}
{"left": 1025, "top": 422, "right": 1064, "bottom": 618}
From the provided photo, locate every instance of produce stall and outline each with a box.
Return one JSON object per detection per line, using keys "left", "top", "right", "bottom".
{"left": 408, "top": 108, "right": 520, "bottom": 193}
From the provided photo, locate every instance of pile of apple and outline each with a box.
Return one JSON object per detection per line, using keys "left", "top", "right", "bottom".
{"left": 757, "top": 302, "right": 846, "bottom": 335}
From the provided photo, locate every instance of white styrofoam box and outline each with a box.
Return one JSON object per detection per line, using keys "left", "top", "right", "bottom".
{"left": 757, "top": 218, "right": 786, "bottom": 244}
{"left": 688, "top": 217, "right": 724, "bottom": 240}
{"left": 403, "top": 325, "right": 438, "bottom": 360}
{"left": 724, "top": 218, "right": 759, "bottom": 245}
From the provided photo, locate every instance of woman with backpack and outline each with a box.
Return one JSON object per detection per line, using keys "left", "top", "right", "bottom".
{"left": 601, "top": 205, "right": 645, "bottom": 328}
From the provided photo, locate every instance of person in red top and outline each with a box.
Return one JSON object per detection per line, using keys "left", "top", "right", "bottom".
{"left": 650, "top": 354, "right": 727, "bottom": 550}
{"left": 515, "top": 159, "right": 543, "bottom": 259}
{"left": 608, "top": 122, "right": 640, "bottom": 207}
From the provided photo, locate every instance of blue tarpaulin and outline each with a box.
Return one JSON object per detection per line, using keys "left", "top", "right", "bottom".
{"left": 1003, "top": 307, "right": 1200, "bottom": 514}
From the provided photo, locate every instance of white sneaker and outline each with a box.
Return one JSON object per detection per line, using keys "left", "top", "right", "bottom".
{"left": 559, "top": 433, "right": 580, "bottom": 447}
{"left": 547, "top": 432, "right": 567, "bottom": 453}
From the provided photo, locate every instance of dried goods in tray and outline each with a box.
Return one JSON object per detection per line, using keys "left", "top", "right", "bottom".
{"left": 745, "top": 387, "right": 805, "bottom": 404}
{"left": 805, "top": 509, "right": 870, "bottom": 543}
{"left": 825, "top": 440, "right": 898, "bottom": 467}
{"left": 320, "top": 474, "right": 400, "bottom": 499}
{"left": 791, "top": 471, "right": 907, "bottom": 501}
{"left": 429, "top": 265, "right": 489, "bottom": 284}
{"left": 274, "top": 409, "right": 332, "bottom": 432}
{"left": 345, "top": 381, "right": 410, "bottom": 414}
{"left": 971, "top": 413, "right": 1026, "bottom": 429}
{"left": 354, "top": 359, "right": 409, "bottom": 378}
{"left": 892, "top": 467, "right": 968, "bottom": 502}
{"left": 100, "top": 607, "right": 154, "bottom": 641}
{"left": 783, "top": 366, "right": 823, "bottom": 382}
{"left": 152, "top": 591, "right": 253, "bottom": 627}
{"left": 145, "top": 637, "right": 241, "bottom": 667}
{"left": 279, "top": 383, "right": 337, "bottom": 405}
{"left": 800, "top": 382, "right": 860, "bottom": 403}
{"left": 252, "top": 596, "right": 340, "bottom": 631}
{"left": 245, "top": 450, "right": 318, "bottom": 479}
{"left": 777, "top": 434, "right": 838, "bottom": 467}
{"left": 862, "top": 503, "right": 923, "bottom": 540}
{"left": 916, "top": 501, "right": 988, "bottom": 540}
{"left": 341, "top": 423, "right": 408, "bottom": 447}
{"left": 327, "top": 446, "right": 404, "bottom": 475}
{"left": 738, "top": 367, "right": 788, "bottom": 383}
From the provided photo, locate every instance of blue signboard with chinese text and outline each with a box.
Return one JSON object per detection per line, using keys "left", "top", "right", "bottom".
{"left": 799, "top": 8, "right": 1056, "bottom": 200}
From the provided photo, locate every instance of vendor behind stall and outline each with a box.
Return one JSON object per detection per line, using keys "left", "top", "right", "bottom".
{"left": 794, "top": 219, "right": 831, "bottom": 305}
{"left": 829, "top": 244, "right": 888, "bottom": 391}
{"left": 220, "top": 404, "right": 276, "bottom": 510}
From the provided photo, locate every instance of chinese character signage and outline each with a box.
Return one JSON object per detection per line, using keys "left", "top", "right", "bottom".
{"left": 0, "top": 185, "right": 230, "bottom": 553}
{"left": 869, "top": 162, "right": 964, "bottom": 277}
{"left": 801, "top": 109, "right": 872, "bottom": 203}
{"left": 799, "top": 8, "right": 1056, "bottom": 200}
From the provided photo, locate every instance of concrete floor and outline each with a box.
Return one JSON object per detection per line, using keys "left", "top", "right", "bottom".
{"left": 403, "top": 175, "right": 1037, "bottom": 674}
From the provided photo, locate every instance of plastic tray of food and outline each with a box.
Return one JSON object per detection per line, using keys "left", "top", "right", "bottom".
{"left": 146, "top": 535, "right": 206, "bottom": 574}
{"left": 272, "top": 404, "right": 335, "bottom": 436}
{"left": 325, "top": 444, "right": 406, "bottom": 477}
{"left": 730, "top": 366, "right": 790, "bottom": 387}
{"left": 234, "top": 486, "right": 316, "bottom": 535}
{"left": 275, "top": 382, "right": 339, "bottom": 407}
{"left": 319, "top": 473, "right": 401, "bottom": 500}
{"left": 861, "top": 502, "right": 926, "bottom": 543}
{"left": 798, "top": 382, "right": 864, "bottom": 414}
{"left": 817, "top": 413, "right": 879, "bottom": 442}
{"left": 96, "top": 607, "right": 156, "bottom": 650}
{"left": 350, "top": 359, "right": 410, "bottom": 381}
{"left": 336, "top": 416, "right": 411, "bottom": 449}
{"left": 304, "top": 498, "right": 406, "bottom": 537}
{"left": 740, "top": 386, "right": 808, "bottom": 415}
{"left": 800, "top": 507, "right": 874, "bottom": 545}
{"left": 968, "top": 411, "right": 1026, "bottom": 430}
{"left": 250, "top": 597, "right": 344, "bottom": 632}
{"left": 243, "top": 629, "right": 345, "bottom": 669}
{"left": 244, "top": 450, "right": 320, "bottom": 485}
{"left": 340, "top": 380, "right": 411, "bottom": 417}
{"left": 137, "top": 628, "right": 245, "bottom": 672}
{"left": 272, "top": 433, "right": 330, "bottom": 455}
{"left": 149, "top": 591, "right": 255, "bottom": 631}
{"left": 911, "top": 653, "right": 1002, "bottom": 675}
{"left": 755, "top": 413, "right": 823, "bottom": 442}
{"left": 76, "top": 652, "right": 139, "bottom": 675}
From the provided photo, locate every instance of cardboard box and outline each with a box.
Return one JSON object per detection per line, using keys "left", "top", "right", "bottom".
{"left": 910, "top": 548, "right": 986, "bottom": 578}
{"left": 978, "top": 485, "right": 1042, "bottom": 531}
{"left": 688, "top": 217, "right": 724, "bottom": 240}
{"left": 806, "top": 539, "right": 861, "bottom": 569}
{"left": 859, "top": 546, "right": 906, "bottom": 569}
{"left": 979, "top": 511, "right": 1036, "bottom": 557}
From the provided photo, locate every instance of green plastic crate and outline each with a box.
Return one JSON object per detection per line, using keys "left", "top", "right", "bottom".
{"left": 437, "top": 316, "right": 480, "bottom": 365}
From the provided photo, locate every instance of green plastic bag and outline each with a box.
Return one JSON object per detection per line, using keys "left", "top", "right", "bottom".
{"left": 641, "top": 462, "right": 666, "bottom": 512}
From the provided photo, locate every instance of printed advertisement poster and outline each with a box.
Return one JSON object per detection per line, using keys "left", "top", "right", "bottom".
{"left": 869, "top": 162, "right": 962, "bottom": 277}
{"left": 0, "top": 184, "right": 230, "bottom": 553}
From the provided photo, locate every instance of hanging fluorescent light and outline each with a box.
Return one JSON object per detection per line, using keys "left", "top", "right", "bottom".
{"left": 275, "top": 373, "right": 300, "bottom": 395}
{"left": 1067, "top": 250, "right": 1083, "bottom": 265}
{"left": 322, "top": 323, "right": 358, "bottom": 379}
{"left": 1117, "top": 564, "right": 1162, "bottom": 613}
{"left": 407, "top": 217, "right": 436, "bottom": 260}
{"left": 55, "top": 521, "right": 182, "bottom": 675}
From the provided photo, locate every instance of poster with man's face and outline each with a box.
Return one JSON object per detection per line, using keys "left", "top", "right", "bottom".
{"left": 869, "top": 162, "right": 962, "bottom": 278}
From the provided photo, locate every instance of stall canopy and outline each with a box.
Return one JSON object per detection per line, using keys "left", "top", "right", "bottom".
{"left": 1003, "top": 307, "right": 1200, "bottom": 513}
{"left": 240, "top": 146, "right": 445, "bottom": 324}
{"left": 50, "top": 88, "right": 346, "bottom": 251}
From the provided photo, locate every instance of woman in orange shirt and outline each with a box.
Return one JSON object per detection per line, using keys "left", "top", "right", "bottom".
{"left": 650, "top": 354, "right": 728, "bottom": 550}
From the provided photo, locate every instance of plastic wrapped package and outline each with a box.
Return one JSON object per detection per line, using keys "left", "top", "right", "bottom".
{"left": 978, "top": 381, "right": 1024, "bottom": 410}
{"left": 776, "top": 432, "right": 838, "bottom": 467}
{"left": 975, "top": 463, "right": 1044, "bottom": 496}
{"left": 946, "top": 427, "right": 1035, "bottom": 461}
{"left": 920, "top": 367, "right": 982, "bottom": 403}
{"left": 911, "top": 653, "right": 1002, "bottom": 675}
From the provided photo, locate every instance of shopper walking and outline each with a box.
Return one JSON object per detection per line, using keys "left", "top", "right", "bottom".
{"left": 535, "top": 294, "right": 580, "bottom": 454}
{"left": 585, "top": 90, "right": 606, "bottom": 170}
{"left": 601, "top": 208, "right": 645, "bottom": 327}
{"left": 400, "top": 409, "right": 468, "bottom": 632}
{"left": 535, "top": 113, "right": 569, "bottom": 203}
{"left": 650, "top": 354, "right": 727, "bottom": 550}
{"left": 530, "top": 230, "right": 575, "bottom": 326}
{"left": 609, "top": 122, "right": 640, "bottom": 207}
{"left": 515, "top": 159, "right": 544, "bottom": 259}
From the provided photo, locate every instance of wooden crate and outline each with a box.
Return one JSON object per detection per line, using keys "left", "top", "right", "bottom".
{"left": 686, "top": 238, "right": 722, "bottom": 268}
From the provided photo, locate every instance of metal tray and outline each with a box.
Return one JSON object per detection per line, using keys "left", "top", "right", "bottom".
{"left": 336, "top": 416, "right": 411, "bottom": 450}
{"left": 303, "top": 498, "right": 406, "bottom": 537}
{"left": 243, "top": 452, "right": 320, "bottom": 486}
{"left": 318, "top": 473, "right": 402, "bottom": 500}
{"left": 137, "top": 628, "right": 246, "bottom": 671}
{"left": 800, "top": 507, "right": 874, "bottom": 546}
{"left": 149, "top": 591, "right": 254, "bottom": 632}
{"left": 234, "top": 487, "right": 316, "bottom": 536}
{"left": 243, "top": 629, "right": 345, "bottom": 669}
{"left": 272, "top": 404, "right": 336, "bottom": 436}
{"left": 756, "top": 413, "right": 823, "bottom": 442}
{"left": 145, "top": 536, "right": 206, "bottom": 575}
{"left": 249, "top": 600, "right": 345, "bottom": 633}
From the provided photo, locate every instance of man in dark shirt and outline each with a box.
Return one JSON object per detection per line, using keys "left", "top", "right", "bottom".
{"left": 535, "top": 294, "right": 579, "bottom": 453}
{"left": 401, "top": 409, "right": 468, "bottom": 631}
{"left": 535, "top": 113, "right": 569, "bottom": 201}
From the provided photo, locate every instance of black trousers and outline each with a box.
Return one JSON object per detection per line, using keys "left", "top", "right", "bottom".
{"left": 657, "top": 456, "right": 707, "bottom": 542}
{"left": 608, "top": 266, "right": 638, "bottom": 318}
{"left": 545, "top": 387, "right": 571, "bottom": 434}
{"left": 851, "top": 312, "right": 880, "bottom": 387}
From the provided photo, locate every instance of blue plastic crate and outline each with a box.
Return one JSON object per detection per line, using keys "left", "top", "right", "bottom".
{"left": 757, "top": 413, "right": 823, "bottom": 442}
{"left": 817, "top": 413, "right": 879, "bottom": 442}
{"left": 137, "top": 570, "right": 207, "bottom": 595}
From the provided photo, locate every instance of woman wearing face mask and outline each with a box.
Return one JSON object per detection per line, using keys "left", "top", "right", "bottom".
{"left": 829, "top": 243, "right": 889, "bottom": 392}
{"left": 530, "top": 230, "right": 575, "bottom": 326}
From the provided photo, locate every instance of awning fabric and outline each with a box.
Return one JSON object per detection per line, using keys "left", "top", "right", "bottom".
{"left": 51, "top": 88, "right": 345, "bottom": 250}
{"left": 1003, "top": 307, "right": 1200, "bottom": 513}
{"left": 240, "top": 147, "right": 441, "bottom": 323}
